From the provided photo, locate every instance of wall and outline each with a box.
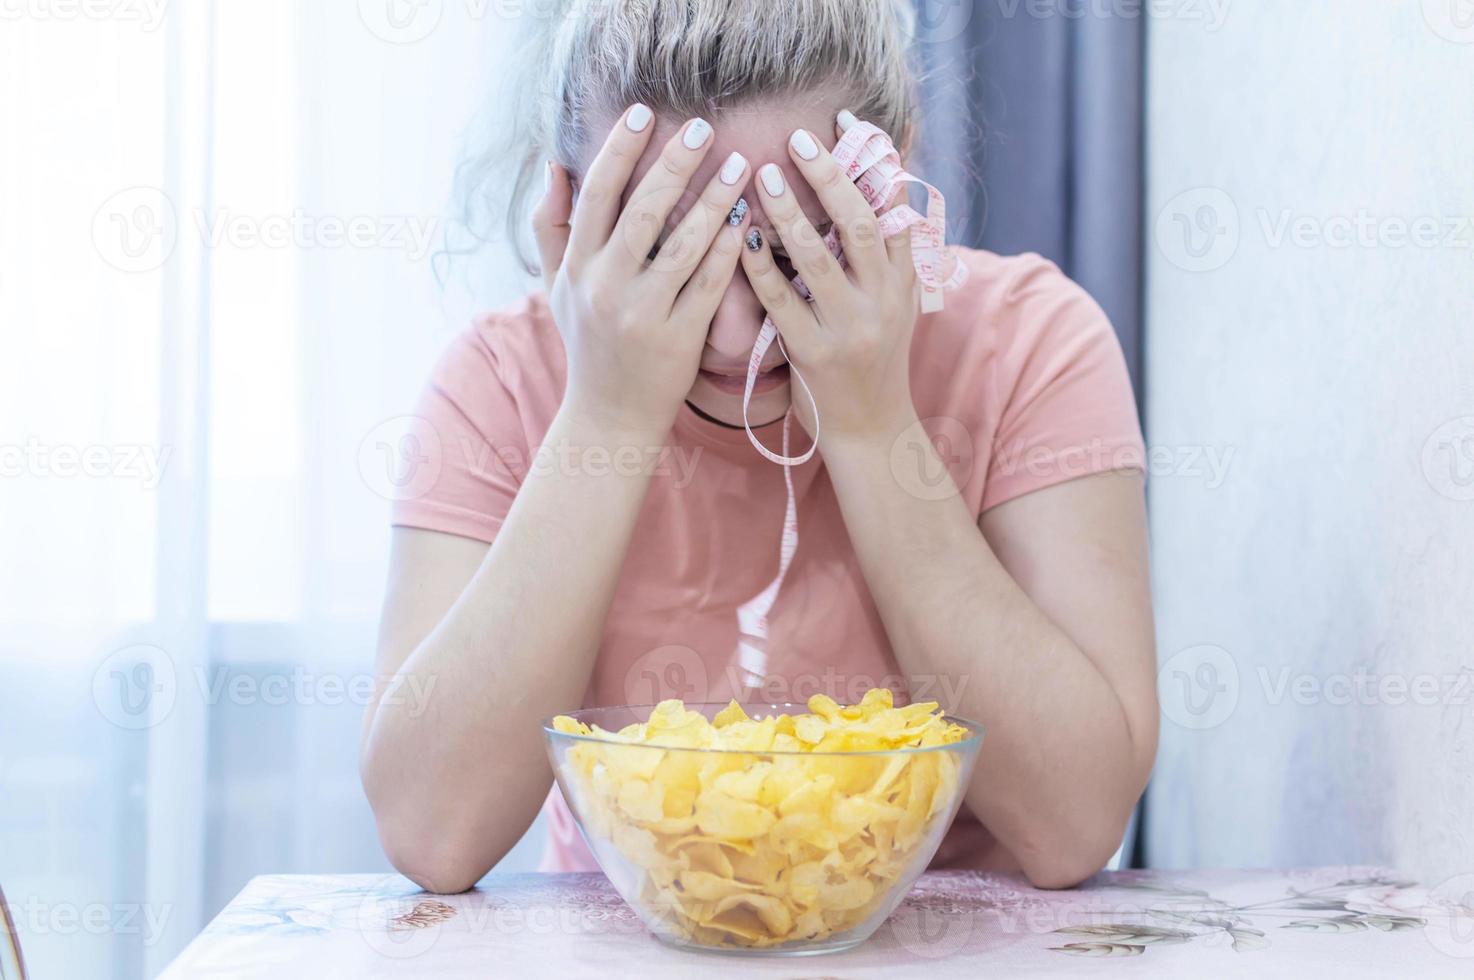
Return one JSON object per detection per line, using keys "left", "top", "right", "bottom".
{"left": 1143, "top": 0, "right": 1474, "bottom": 883}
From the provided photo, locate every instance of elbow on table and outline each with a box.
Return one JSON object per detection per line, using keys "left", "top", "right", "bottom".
{"left": 1015, "top": 820, "right": 1130, "bottom": 891}
{"left": 379, "top": 827, "right": 494, "bottom": 894}
{"left": 365, "top": 784, "right": 497, "bottom": 893}
{"left": 1019, "top": 849, "right": 1111, "bottom": 891}
{"left": 361, "top": 755, "right": 504, "bottom": 893}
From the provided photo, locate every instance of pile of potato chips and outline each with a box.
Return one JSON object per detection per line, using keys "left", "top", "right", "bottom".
{"left": 551, "top": 688, "right": 973, "bottom": 949}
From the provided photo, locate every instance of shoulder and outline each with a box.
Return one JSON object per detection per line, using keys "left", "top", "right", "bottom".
{"left": 927, "top": 247, "right": 1118, "bottom": 357}
{"left": 437, "top": 292, "right": 564, "bottom": 392}
{"left": 914, "top": 247, "right": 1130, "bottom": 409}
{"left": 425, "top": 292, "right": 565, "bottom": 425}
{"left": 912, "top": 247, "right": 1143, "bottom": 509}
{"left": 409, "top": 291, "right": 565, "bottom": 458}
{"left": 392, "top": 294, "right": 562, "bottom": 540}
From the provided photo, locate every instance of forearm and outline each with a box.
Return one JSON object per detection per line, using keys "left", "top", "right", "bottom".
{"left": 362, "top": 402, "right": 669, "bottom": 890}
{"left": 822, "top": 420, "right": 1147, "bottom": 886}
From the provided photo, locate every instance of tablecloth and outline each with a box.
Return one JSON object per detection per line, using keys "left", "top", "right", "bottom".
{"left": 161, "top": 866, "right": 1474, "bottom": 978}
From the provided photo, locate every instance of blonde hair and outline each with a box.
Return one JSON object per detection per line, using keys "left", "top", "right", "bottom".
{"left": 459, "top": 0, "right": 925, "bottom": 275}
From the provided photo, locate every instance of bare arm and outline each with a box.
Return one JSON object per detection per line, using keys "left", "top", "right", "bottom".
{"left": 822, "top": 443, "right": 1157, "bottom": 889}
{"left": 361, "top": 409, "right": 667, "bottom": 893}
{"left": 741, "top": 111, "right": 1156, "bottom": 888}
{"left": 359, "top": 105, "right": 754, "bottom": 892}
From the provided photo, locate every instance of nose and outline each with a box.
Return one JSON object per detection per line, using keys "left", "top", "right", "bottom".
{"left": 704, "top": 265, "right": 769, "bottom": 366}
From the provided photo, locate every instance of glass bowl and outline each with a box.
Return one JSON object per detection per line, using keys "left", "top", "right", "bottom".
{"left": 542, "top": 701, "right": 983, "bottom": 956}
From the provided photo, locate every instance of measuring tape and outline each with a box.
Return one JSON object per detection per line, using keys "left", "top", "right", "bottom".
{"left": 732, "top": 120, "right": 968, "bottom": 692}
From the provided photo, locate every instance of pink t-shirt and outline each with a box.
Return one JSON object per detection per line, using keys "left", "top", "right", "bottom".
{"left": 391, "top": 247, "right": 1144, "bottom": 872}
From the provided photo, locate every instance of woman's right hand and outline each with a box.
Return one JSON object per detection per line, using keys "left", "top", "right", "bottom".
{"left": 532, "top": 105, "right": 752, "bottom": 436}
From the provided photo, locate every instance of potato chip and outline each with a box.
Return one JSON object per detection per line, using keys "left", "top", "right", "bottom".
{"left": 550, "top": 689, "right": 974, "bottom": 950}
{"left": 711, "top": 700, "right": 750, "bottom": 728}
{"left": 680, "top": 842, "right": 735, "bottom": 879}
{"left": 695, "top": 787, "right": 776, "bottom": 839}
{"left": 712, "top": 892, "right": 792, "bottom": 937}
{"left": 677, "top": 868, "right": 764, "bottom": 902}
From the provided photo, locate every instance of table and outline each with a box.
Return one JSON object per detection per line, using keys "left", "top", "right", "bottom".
{"left": 161, "top": 867, "right": 1474, "bottom": 977}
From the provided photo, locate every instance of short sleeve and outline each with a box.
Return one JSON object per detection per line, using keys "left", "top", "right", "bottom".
{"left": 981, "top": 259, "right": 1145, "bottom": 512}
{"left": 390, "top": 327, "right": 530, "bottom": 544}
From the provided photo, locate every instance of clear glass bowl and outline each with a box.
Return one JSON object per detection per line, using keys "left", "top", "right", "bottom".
{"left": 543, "top": 701, "right": 983, "bottom": 956}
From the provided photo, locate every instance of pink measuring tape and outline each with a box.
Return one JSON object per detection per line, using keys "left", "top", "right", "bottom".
{"left": 731, "top": 120, "right": 968, "bottom": 690}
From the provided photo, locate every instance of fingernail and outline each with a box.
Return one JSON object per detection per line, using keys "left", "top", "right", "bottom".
{"left": 719, "top": 151, "right": 746, "bottom": 185}
{"left": 627, "top": 104, "right": 653, "bottom": 132}
{"left": 759, "top": 164, "right": 785, "bottom": 197}
{"left": 790, "top": 129, "right": 819, "bottom": 160}
{"left": 544, "top": 160, "right": 553, "bottom": 190}
{"left": 728, "top": 197, "right": 749, "bottom": 226}
{"left": 745, "top": 228, "right": 763, "bottom": 252}
{"left": 837, "top": 109, "right": 859, "bottom": 132}
{"left": 683, "top": 118, "right": 711, "bottom": 149}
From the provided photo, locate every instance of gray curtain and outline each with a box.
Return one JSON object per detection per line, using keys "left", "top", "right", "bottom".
{"left": 914, "top": 3, "right": 1145, "bottom": 396}
{"left": 912, "top": 3, "right": 1147, "bottom": 865}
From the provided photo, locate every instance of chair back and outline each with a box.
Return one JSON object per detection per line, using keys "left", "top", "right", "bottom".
{"left": 0, "top": 885, "right": 26, "bottom": 980}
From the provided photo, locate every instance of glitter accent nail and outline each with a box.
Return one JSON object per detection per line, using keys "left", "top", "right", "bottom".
{"left": 745, "top": 228, "right": 763, "bottom": 251}
{"left": 728, "top": 197, "right": 749, "bottom": 226}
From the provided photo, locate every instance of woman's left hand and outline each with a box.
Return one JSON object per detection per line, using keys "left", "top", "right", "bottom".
{"left": 740, "top": 111, "right": 919, "bottom": 444}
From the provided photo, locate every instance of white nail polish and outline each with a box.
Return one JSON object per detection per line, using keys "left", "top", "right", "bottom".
{"left": 790, "top": 129, "right": 819, "bottom": 160}
{"left": 719, "top": 151, "right": 746, "bottom": 185}
{"left": 627, "top": 104, "right": 653, "bottom": 132}
{"left": 683, "top": 118, "right": 711, "bottom": 149}
{"left": 760, "top": 164, "right": 785, "bottom": 197}
{"left": 837, "top": 109, "right": 859, "bottom": 132}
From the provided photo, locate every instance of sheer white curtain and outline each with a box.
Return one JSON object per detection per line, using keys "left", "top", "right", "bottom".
{"left": 0, "top": 4, "right": 543, "bottom": 977}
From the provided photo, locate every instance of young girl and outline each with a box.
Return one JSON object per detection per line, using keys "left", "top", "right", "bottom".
{"left": 361, "top": 0, "right": 1157, "bottom": 893}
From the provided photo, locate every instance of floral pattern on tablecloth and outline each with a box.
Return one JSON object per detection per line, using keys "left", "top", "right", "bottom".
{"left": 175, "top": 866, "right": 1474, "bottom": 978}
{"left": 1047, "top": 868, "right": 1429, "bottom": 957}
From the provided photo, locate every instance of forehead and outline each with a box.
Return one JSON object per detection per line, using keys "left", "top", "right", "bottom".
{"left": 594, "top": 99, "right": 846, "bottom": 233}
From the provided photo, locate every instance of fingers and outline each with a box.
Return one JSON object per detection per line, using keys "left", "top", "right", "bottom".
{"left": 752, "top": 162, "right": 848, "bottom": 308}
{"left": 609, "top": 117, "right": 717, "bottom": 274}
{"left": 644, "top": 151, "right": 750, "bottom": 295}
{"left": 738, "top": 224, "right": 819, "bottom": 348}
{"left": 834, "top": 108, "right": 860, "bottom": 140}
{"left": 671, "top": 198, "right": 750, "bottom": 328}
{"left": 531, "top": 161, "right": 574, "bottom": 289}
{"left": 784, "top": 127, "right": 888, "bottom": 284}
{"left": 566, "top": 103, "right": 658, "bottom": 260}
